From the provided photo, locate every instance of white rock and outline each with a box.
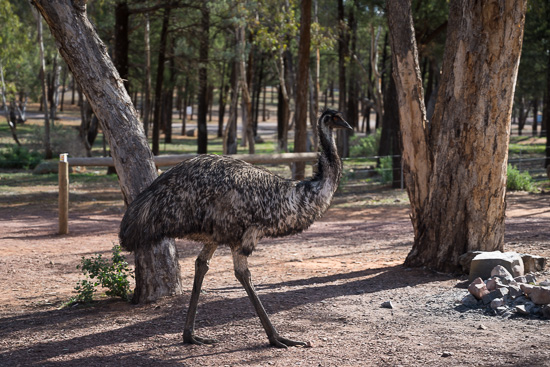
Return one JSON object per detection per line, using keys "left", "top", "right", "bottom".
{"left": 515, "top": 304, "right": 531, "bottom": 315}
{"left": 469, "top": 251, "right": 524, "bottom": 281}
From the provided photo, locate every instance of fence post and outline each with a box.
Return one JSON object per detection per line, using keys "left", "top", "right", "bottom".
{"left": 59, "top": 153, "right": 69, "bottom": 235}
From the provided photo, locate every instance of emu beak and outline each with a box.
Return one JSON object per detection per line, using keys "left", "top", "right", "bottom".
{"left": 334, "top": 115, "right": 353, "bottom": 130}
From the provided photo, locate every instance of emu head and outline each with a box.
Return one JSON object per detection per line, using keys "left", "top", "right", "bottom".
{"left": 319, "top": 109, "right": 352, "bottom": 131}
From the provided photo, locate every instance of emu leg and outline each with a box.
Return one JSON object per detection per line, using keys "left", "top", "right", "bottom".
{"left": 231, "top": 249, "right": 307, "bottom": 348}
{"left": 183, "top": 243, "right": 217, "bottom": 345}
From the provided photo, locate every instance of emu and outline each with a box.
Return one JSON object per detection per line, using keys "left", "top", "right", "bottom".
{"left": 119, "top": 109, "right": 352, "bottom": 348}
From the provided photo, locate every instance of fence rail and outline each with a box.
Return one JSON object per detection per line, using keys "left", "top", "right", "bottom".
{"left": 67, "top": 152, "right": 319, "bottom": 167}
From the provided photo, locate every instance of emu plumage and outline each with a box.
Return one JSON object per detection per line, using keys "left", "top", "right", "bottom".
{"left": 119, "top": 109, "right": 351, "bottom": 348}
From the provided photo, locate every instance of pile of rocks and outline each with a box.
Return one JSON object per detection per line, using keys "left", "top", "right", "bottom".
{"left": 460, "top": 251, "right": 550, "bottom": 319}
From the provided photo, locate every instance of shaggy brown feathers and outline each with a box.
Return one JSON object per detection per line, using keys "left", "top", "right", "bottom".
{"left": 119, "top": 109, "right": 350, "bottom": 255}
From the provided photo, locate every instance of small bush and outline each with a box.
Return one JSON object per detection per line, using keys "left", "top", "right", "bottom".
{"left": 507, "top": 164, "right": 534, "bottom": 191}
{"left": 0, "top": 145, "right": 43, "bottom": 169}
{"left": 350, "top": 129, "right": 381, "bottom": 158}
{"left": 376, "top": 156, "right": 393, "bottom": 184}
{"left": 70, "top": 244, "right": 133, "bottom": 304}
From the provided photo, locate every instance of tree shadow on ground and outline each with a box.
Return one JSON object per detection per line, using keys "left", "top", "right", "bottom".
{"left": 0, "top": 264, "right": 449, "bottom": 366}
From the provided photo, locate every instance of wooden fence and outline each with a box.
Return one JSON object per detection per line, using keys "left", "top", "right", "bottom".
{"left": 67, "top": 152, "right": 318, "bottom": 167}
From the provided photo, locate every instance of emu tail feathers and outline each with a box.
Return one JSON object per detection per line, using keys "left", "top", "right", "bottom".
{"left": 119, "top": 189, "right": 162, "bottom": 252}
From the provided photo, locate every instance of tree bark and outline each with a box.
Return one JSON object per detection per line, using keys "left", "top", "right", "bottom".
{"left": 223, "top": 57, "right": 239, "bottom": 155}
{"left": 0, "top": 62, "right": 21, "bottom": 146}
{"left": 152, "top": 6, "right": 171, "bottom": 156}
{"left": 143, "top": 13, "right": 152, "bottom": 137}
{"left": 33, "top": 0, "right": 183, "bottom": 303}
{"left": 310, "top": 0, "right": 320, "bottom": 151}
{"left": 294, "top": 0, "right": 312, "bottom": 180}
{"left": 197, "top": 3, "right": 209, "bottom": 154}
{"left": 237, "top": 26, "right": 254, "bottom": 154}
{"left": 387, "top": 0, "right": 527, "bottom": 272}
{"left": 36, "top": 14, "right": 52, "bottom": 159}
{"left": 336, "top": 0, "right": 349, "bottom": 157}
{"left": 163, "top": 37, "right": 175, "bottom": 145}
{"left": 217, "top": 61, "right": 227, "bottom": 138}
{"left": 276, "top": 51, "right": 291, "bottom": 152}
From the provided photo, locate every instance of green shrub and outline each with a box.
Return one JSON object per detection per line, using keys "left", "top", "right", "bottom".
{"left": 376, "top": 156, "right": 393, "bottom": 184}
{"left": 0, "top": 145, "right": 43, "bottom": 169}
{"left": 70, "top": 244, "right": 133, "bottom": 304}
{"left": 507, "top": 164, "right": 534, "bottom": 191}
{"left": 350, "top": 129, "right": 381, "bottom": 158}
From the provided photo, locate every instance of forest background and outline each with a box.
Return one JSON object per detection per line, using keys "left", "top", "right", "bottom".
{"left": 3, "top": 1, "right": 550, "bottom": 365}
{"left": 2, "top": 0, "right": 548, "bottom": 174}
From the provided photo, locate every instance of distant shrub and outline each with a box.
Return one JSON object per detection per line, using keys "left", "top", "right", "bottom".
{"left": 376, "top": 156, "right": 393, "bottom": 184}
{"left": 507, "top": 164, "right": 534, "bottom": 191}
{"left": 350, "top": 129, "right": 381, "bottom": 158}
{"left": 0, "top": 145, "right": 43, "bottom": 169}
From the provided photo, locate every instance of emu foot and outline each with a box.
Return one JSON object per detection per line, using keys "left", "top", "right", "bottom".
{"left": 183, "top": 331, "right": 218, "bottom": 346}
{"left": 269, "top": 335, "right": 308, "bottom": 349}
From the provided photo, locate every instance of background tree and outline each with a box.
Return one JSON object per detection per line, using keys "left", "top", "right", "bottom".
{"left": 197, "top": 2, "right": 210, "bottom": 154}
{"left": 293, "top": 0, "right": 312, "bottom": 180}
{"left": 387, "top": 0, "right": 527, "bottom": 272}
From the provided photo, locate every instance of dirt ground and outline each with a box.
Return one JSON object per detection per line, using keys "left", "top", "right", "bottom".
{"left": 1, "top": 180, "right": 550, "bottom": 366}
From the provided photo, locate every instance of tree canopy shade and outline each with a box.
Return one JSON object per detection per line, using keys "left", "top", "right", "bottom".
{"left": 387, "top": 0, "right": 527, "bottom": 272}
{"left": 32, "top": 0, "right": 183, "bottom": 303}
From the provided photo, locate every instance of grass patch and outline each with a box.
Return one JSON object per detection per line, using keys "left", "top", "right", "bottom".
{"left": 0, "top": 171, "right": 119, "bottom": 192}
{"left": 507, "top": 164, "right": 534, "bottom": 191}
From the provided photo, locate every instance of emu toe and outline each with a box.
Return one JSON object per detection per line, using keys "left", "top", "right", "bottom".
{"left": 269, "top": 335, "right": 308, "bottom": 348}
{"left": 183, "top": 332, "right": 218, "bottom": 346}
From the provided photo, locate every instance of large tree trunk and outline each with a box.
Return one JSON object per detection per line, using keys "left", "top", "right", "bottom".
{"left": 33, "top": 0, "right": 183, "bottom": 303}
{"left": 293, "top": 0, "right": 311, "bottom": 180}
{"left": 387, "top": 0, "right": 526, "bottom": 272}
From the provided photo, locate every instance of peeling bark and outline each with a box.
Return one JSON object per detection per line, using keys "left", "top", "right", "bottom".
{"left": 388, "top": 0, "right": 527, "bottom": 272}
{"left": 33, "top": 0, "right": 182, "bottom": 302}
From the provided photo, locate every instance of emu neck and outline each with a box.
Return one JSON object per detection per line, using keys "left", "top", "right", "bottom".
{"left": 312, "top": 124, "right": 342, "bottom": 185}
